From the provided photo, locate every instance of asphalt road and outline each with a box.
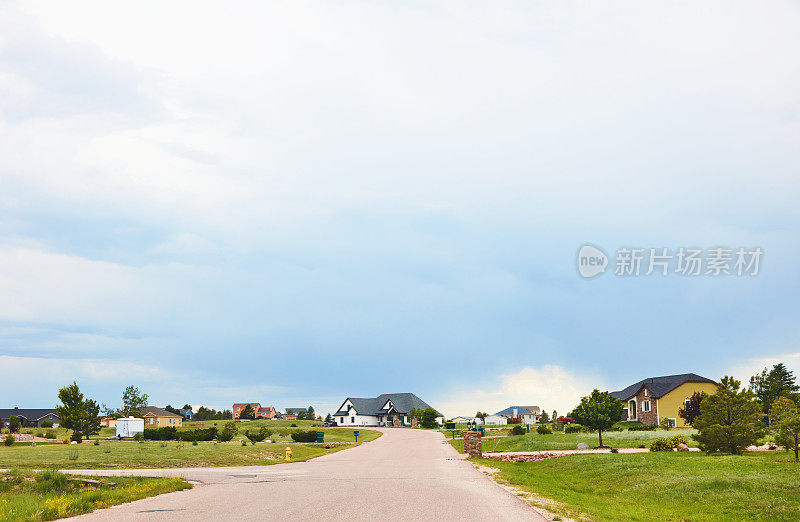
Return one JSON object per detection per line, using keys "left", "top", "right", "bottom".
{"left": 68, "top": 428, "right": 543, "bottom": 521}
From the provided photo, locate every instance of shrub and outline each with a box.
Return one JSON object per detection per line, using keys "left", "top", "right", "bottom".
{"left": 41, "top": 420, "right": 54, "bottom": 428}
{"left": 241, "top": 440, "right": 248, "bottom": 446}
{"left": 8, "top": 416, "right": 21, "bottom": 434}
{"left": 178, "top": 427, "right": 217, "bottom": 442}
{"left": 537, "top": 425, "right": 552, "bottom": 435}
{"left": 45, "top": 430, "right": 56, "bottom": 439}
{"left": 671, "top": 434, "right": 689, "bottom": 446}
{"left": 216, "top": 422, "right": 238, "bottom": 442}
{"left": 291, "top": 430, "right": 318, "bottom": 442}
{"left": 510, "top": 425, "right": 525, "bottom": 436}
{"left": 34, "top": 469, "right": 69, "bottom": 494}
{"left": 3, "top": 434, "right": 14, "bottom": 446}
{"left": 192, "top": 440, "right": 198, "bottom": 446}
{"left": 290, "top": 423, "right": 297, "bottom": 427}
{"left": 246, "top": 427, "right": 271, "bottom": 443}
{"left": 35, "top": 431, "right": 45, "bottom": 438}
{"left": 93, "top": 440, "right": 100, "bottom": 446}
{"left": 132, "top": 432, "right": 144, "bottom": 442}
{"left": 564, "top": 425, "right": 582, "bottom": 434}
{"left": 649, "top": 437, "right": 675, "bottom": 452}
{"left": 144, "top": 427, "right": 178, "bottom": 441}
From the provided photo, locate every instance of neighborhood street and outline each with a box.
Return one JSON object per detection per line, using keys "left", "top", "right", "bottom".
{"left": 68, "top": 428, "right": 543, "bottom": 521}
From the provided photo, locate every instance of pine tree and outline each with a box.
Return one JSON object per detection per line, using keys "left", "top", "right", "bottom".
{"left": 693, "top": 376, "right": 765, "bottom": 454}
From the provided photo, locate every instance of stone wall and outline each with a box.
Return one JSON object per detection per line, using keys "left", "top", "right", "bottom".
{"left": 463, "top": 430, "right": 482, "bottom": 457}
{"left": 634, "top": 387, "right": 658, "bottom": 426}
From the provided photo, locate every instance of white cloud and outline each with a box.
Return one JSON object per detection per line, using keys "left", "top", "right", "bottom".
{"left": 435, "top": 365, "right": 607, "bottom": 418}
{"left": 725, "top": 351, "right": 800, "bottom": 384}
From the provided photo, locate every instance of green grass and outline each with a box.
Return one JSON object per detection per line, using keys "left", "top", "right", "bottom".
{"left": 475, "top": 451, "right": 800, "bottom": 521}
{"left": 0, "top": 469, "right": 190, "bottom": 521}
{"left": 450, "top": 428, "right": 696, "bottom": 453}
{"left": 0, "top": 439, "right": 365, "bottom": 469}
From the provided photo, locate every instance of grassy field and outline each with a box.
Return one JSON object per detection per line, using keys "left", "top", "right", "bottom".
{"left": 476, "top": 451, "right": 800, "bottom": 521}
{"left": 449, "top": 428, "right": 696, "bottom": 453}
{"left": 0, "top": 439, "right": 364, "bottom": 470}
{"left": 0, "top": 469, "right": 190, "bottom": 521}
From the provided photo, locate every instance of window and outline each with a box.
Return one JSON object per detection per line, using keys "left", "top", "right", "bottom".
{"left": 667, "top": 418, "right": 676, "bottom": 428}
{"left": 642, "top": 401, "right": 651, "bottom": 412}
{"left": 351, "top": 417, "right": 355, "bottom": 423}
{"left": 340, "top": 417, "right": 344, "bottom": 424}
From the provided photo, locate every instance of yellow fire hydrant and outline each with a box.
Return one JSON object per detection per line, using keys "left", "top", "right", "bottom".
{"left": 285, "top": 446, "right": 293, "bottom": 462}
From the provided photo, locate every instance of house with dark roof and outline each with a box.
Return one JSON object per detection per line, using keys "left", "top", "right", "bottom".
{"left": 333, "top": 393, "right": 442, "bottom": 427}
{"left": 611, "top": 373, "right": 717, "bottom": 427}
{"left": 141, "top": 406, "right": 183, "bottom": 428}
{"left": 0, "top": 407, "right": 59, "bottom": 428}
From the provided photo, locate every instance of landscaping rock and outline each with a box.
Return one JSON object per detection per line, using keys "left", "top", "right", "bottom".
{"left": 490, "top": 452, "right": 564, "bottom": 463}
{"left": 576, "top": 442, "right": 590, "bottom": 450}
{"left": 676, "top": 443, "right": 689, "bottom": 452}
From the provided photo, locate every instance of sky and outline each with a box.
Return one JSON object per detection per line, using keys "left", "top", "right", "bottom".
{"left": 1, "top": 1, "right": 799, "bottom": 417}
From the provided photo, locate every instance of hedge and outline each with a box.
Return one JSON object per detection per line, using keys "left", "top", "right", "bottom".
{"left": 144, "top": 427, "right": 218, "bottom": 441}
{"left": 290, "top": 430, "right": 318, "bottom": 442}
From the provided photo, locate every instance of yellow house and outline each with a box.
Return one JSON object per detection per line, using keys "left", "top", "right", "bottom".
{"left": 611, "top": 373, "right": 717, "bottom": 427}
{"left": 141, "top": 406, "right": 183, "bottom": 428}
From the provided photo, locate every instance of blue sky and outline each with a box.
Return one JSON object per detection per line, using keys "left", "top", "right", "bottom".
{"left": 1, "top": 1, "right": 799, "bottom": 417}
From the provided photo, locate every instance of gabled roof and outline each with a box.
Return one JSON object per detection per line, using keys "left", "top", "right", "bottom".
{"left": 141, "top": 406, "right": 182, "bottom": 418}
{"left": 495, "top": 406, "right": 537, "bottom": 416}
{"left": 334, "top": 393, "right": 440, "bottom": 417}
{"left": 285, "top": 408, "right": 307, "bottom": 414}
{"left": 233, "top": 403, "right": 261, "bottom": 409}
{"left": 611, "top": 373, "right": 716, "bottom": 401}
{"left": 0, "top": 408, "right": 58, "bottom": 420}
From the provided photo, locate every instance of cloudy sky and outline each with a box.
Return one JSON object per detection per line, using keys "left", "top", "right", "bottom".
{"left": 1, "top": 1, "right": 799, "bottom": 417}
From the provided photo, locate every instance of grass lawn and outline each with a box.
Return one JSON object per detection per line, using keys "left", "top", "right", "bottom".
{"left": 449, "top": 428, "right": 696, "bottom": 453}
{"left": 0, "top": 439, "right": 360, "bottom": 469}
{"left": 476, "top": 451, "right": 800, "bottom": 521}
{"left": 0, "top": 469, "right": 190, "bottom": 521}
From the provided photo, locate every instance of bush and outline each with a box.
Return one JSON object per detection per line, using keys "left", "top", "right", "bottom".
{"left": 537, "top": 425, "right": 553, "bottom": 435}
{"left": 41, "top": 420, "right": 54, "bottom": 428}
{"left": 35, "top": 431, "right": 44, "bottom": 438}
{"left": 246, "top": 427, "right": 271, "bottom": 443}
{"left": 564, "top": 425, "right": 582, "bottom": 434}
{"left": 144, "top": 427, "right": 178, "bottom": 441}
{"left": 192, "top": 440, "right": 198, "bottom": 446}
{"left": 3, "top": 434, "right": 14, "bottom": 446}
{"left": 179, "top": 427, "right": 217, "bottom": 442}
{"left": 290, "top": 423, "right": 297, "bottom": 427}
{"left": 93, "top": 440, "right": 100, "bottom": 446}
{"left": 649, "top": 437, "right": 676, "bottom": 452}
{"left": 44, "top": 430, "right": 56, "bottom": 439}
{"left": 216, "top": 422, "right": 238, "bottom": 442}
{"left": 671, "top": 434, "right": 689, "bottom": 446}
{"left": 133, "top": 432, "right": 144, "bottom": 442}
{"left": 291, "top": 430, "right": 318, "bottom": 442}
{"left": 510, "top": 425, "right": 526, "bottom": 436}
{"left": 627, "top": 425, "right": 658, "bottom": 431}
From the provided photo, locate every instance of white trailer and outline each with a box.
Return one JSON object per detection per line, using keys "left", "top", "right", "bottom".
{"left": 116, "top": 417, "right": 144, "bottom": 438}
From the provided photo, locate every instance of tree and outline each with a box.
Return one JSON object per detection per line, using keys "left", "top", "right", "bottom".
{"left": 55, "top": 382, "right": 98, "bottom": 443}
{"left": 678, "top": 391, "right": 706, "bottom": 426}
{"left": 297, "top": 410, "right": 306, "bottom": 420}
{"left": 552, "top": 410, "right": 558, "bottom": 422}
{"left": 539, "top": 411, "right": 550, "bottom": 423}
{"left": 8, "top": 416, "right": 21, "bottom": 433}
{"left": 475, "top": 411, "right": 488, "bottom": 420}
{"left": 325, "top": 413, "right": 332, "bottom": 423}
{"left": 121, "top": 385, "right": 148, "bottom": 417}
{"left": 164, "top": 405, "right": 180, "bottom": 415}
{"left": 770, "top": 396, "right": 800, "bottom": 461}
{"left": 239, "top": 404, "right": 255, "bottom": 420}
{"left": 307, "top": 406, "right": 315, "bottom": 420}
{"left": 420, "top": 407, "right": 440, "bottom": 429}
{"left": 570, "top": 389, "right": 624, "bottom": 448}
{"left": 692, "top": 376, "right": 765, "bottom": 455}
{"left": 750, "top": 363, "right": 799, "bottom": 415}
{"left": 83, "top": 399, "right": 101, "bottom": 440}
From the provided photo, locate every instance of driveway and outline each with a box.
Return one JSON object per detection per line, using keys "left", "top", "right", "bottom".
{"left": 68, "top": 428, "right": 543, "bottom": 520}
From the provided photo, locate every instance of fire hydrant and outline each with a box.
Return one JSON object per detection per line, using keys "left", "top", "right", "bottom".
{"left": 285, "top": 446, "right": 293, "bottom": 462}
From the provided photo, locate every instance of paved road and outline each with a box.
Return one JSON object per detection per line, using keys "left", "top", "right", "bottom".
{"left": 68, "top": 428, "right": 543, "bottom": 521}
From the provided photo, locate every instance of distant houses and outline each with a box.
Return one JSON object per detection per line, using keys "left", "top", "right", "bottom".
{"left": 232, "top": 403, "right": 277, "bottom": 420}
{"left": 334, "top": 393, "right": 442, "bottom": 427}
{"left": 495, "top": 406, "right": 541, "bottom": 424}
{"left": 611, "top": 373, "right": 717, "bottom": 427}
{"left": 0, "top": 407, "right": 59, "bottom": 428}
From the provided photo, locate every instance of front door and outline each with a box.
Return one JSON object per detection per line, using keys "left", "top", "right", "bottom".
{"left": 629, "top": 400, "right": 637, "bottom": 420}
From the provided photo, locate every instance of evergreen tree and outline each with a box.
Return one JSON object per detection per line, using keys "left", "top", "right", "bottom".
{"left": 750, "top": 363, "right": 799, "bottom": 415}
{"left": 693, "top": 376, "right": 765, "bottom": 454}
{"left": 770, "top": 396, "right": 800, "bottom": 461}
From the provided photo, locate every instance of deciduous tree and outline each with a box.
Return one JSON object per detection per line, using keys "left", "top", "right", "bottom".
{"left": 122, "top": 385, "right": 149, "bottom": 417}
{"left": 570, "top": 390, "right": 623, "bottom": 448}
{"left": 679, "top": 392, "right": 706, "bottom": 426}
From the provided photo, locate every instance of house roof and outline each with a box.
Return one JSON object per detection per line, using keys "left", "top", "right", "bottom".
{"left": 522, "top": 405, "right": 541, "bottom": 414}
{"left": 495, "top": 406, "right": 537, "bottom": 416}
{"left": 232, "top": 403, "right": 261, "bottom": 409}
{"left": 285, "top": 408, "right": 307, "bottom": 414}
{"left": 611, "top": 373, "right": 716, "bottom": 401}
{"left": 335, "top": 393, "right": 440, "bottom": 417}
{"left": 141, "top": 406, "right": 182, "bottom": 418}
{"left": 0, "top": 408, "right": 58, "bottom": 420}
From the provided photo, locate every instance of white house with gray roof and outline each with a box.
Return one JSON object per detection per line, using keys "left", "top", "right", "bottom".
{"left": 333, "top": 393, "right": 442, "bottom": 427}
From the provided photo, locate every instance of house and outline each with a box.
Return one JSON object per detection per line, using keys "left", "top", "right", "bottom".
{"left": 141, "top": 406, "right": 183, "bottom": 428}
{"left": 285, "top": 408, "right": 307, "bottom": 417}
{"left": 177, "top": 408, "right": 194, "bottom": 420}
{"left": 0, "top": 408, "right": 60, "bottom": 428}
{"left": 232, "top": 403, "right": 277, "bottom": 419}
{"left": 100, "top": 417, "right": 117, "bottom": 428}
{"left": 283, "top": 414, "right": 297, "bottom": 421}
{"left": 483, "top": 415, "right": 508, "bottom": 425}
{"left": 611, "top": 373, "right": 717, "bottom": 427}
{"left": 495, "top": 406, "right": 539, "bottom": 424}
{"left": 450, "top": 416, "right": 484, "bottom": 424}
{"left": 333, "top": 393, "right": 443, "bottom": 427}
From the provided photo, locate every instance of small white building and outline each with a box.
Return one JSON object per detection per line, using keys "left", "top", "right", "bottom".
{"left": 116, "top": 417, "right": 144, "bottom": 438}
{"left": 450, "top": 416, "right": 484, "bottom": 425}
{"left": 483, "top": 415, "right": 508, "bottom": 425}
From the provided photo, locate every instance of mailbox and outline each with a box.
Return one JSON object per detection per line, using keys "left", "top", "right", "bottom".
{"left": 354, "top": 430, "right": 359, "bottom": 442}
